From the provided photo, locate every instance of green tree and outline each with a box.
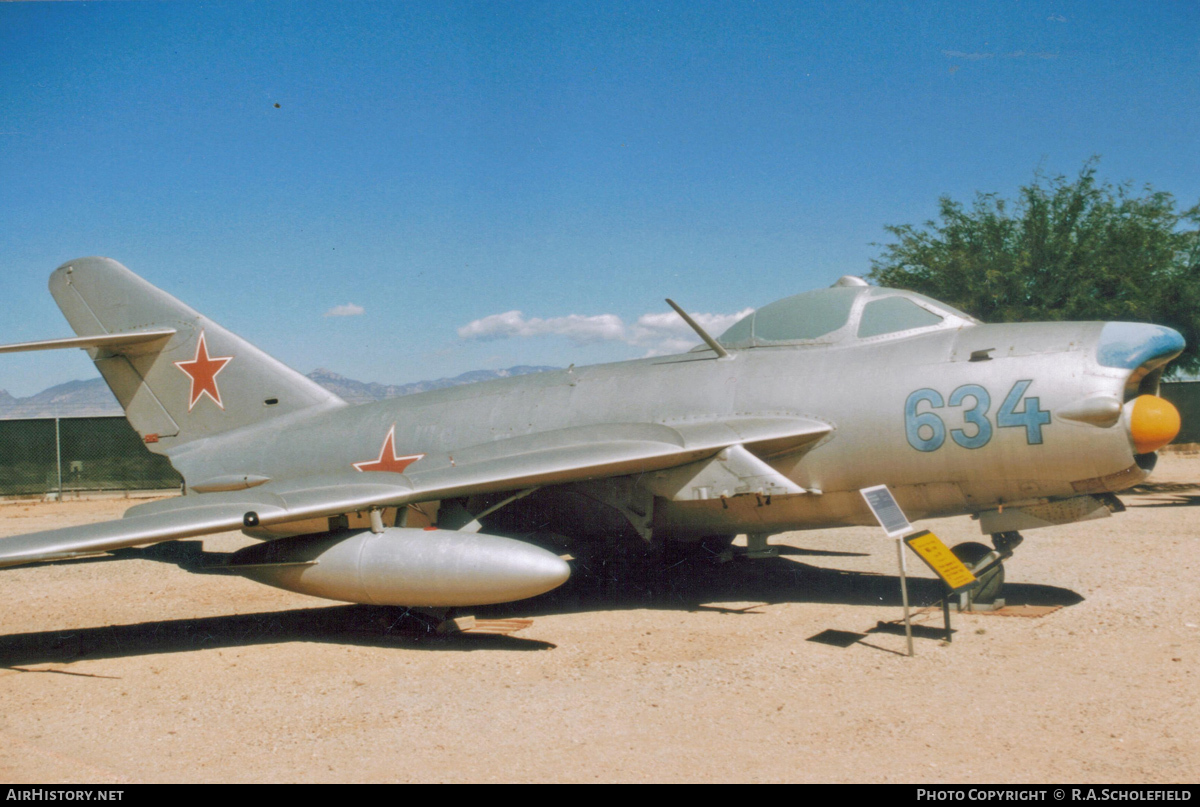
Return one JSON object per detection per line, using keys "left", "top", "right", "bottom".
{"left": 868, "top": 161, "right": 1200, "bottom": 375}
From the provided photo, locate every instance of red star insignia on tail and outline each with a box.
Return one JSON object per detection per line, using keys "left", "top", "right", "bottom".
{"left": 174, "top": 331, "right": 233, "bottom": 411}
{"left": 353, "top": 425, "right": 425, "bottom": 474}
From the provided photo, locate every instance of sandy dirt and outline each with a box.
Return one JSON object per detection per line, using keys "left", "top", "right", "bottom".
{"left": 1, "top": 454, "right": 1198, "bottom": 783}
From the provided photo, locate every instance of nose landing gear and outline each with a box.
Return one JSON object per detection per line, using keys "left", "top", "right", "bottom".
{"left": 949, "top": 530, "right": 1024, "bottom": 610}
{"left": 992, "top": 530, "right": 1023, "bottom": 555}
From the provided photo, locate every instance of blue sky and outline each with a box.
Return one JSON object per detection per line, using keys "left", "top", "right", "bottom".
{"left": 2, "top": 1, "right": 1197, "bottom": 397}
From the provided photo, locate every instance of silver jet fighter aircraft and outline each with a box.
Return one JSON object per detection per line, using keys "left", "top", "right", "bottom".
{"left": 0, "top": 258, "right": 1185, "bottom": 608}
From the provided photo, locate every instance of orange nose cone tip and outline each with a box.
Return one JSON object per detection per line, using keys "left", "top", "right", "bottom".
{"left": 1130, "top": 395, "right": 1181, "bottom": 454}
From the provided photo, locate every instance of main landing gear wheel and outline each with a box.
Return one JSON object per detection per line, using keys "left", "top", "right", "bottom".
{"left": 951, "top": 541, "right": 1005, "bottom": 606}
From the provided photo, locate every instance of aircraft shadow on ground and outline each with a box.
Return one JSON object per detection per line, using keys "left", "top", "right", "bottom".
{"left": 1, "top": 540, "right": 1082, "bottom": 665}
{"left": 514, "top": 551, "right": 1082, "bottom": 617}
{"left": 1127, "top": 494, "right": 1200, "bottom": 508}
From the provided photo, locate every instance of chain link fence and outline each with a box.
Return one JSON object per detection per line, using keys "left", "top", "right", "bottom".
{"left": 0, "top": 416, "right": 182, "bottom": 498}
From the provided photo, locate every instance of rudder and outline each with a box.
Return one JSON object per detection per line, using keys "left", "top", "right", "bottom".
{"left": 49, "top": 257, "right": 345, "bottom": 451}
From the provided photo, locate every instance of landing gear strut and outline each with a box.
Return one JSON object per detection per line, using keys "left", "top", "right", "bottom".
{"left": 992, "top": 530, "right": 1024, "bottom": 556}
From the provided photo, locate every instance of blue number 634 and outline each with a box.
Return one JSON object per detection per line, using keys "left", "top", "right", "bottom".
{"left": 905, "top": 380, "right": 1051, "bottom": 452}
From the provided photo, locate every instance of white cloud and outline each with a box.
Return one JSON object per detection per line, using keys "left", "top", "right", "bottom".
{"left": 944, "top": 49, "right": 1058, "bottom": 64}
{"left": 625, "top": 308, "right": 755, "bottom": 356}
{"left": 457, "top": 311, "right": 626, "bottom": 344}
{"left": 457, "top": 306, "right": 755, "bottom": 356}
{"left": 324, "top": 303, "right": 365, "bottom": 317}
{"left": 942, "top": 50, "right": 994, "bottom": 61}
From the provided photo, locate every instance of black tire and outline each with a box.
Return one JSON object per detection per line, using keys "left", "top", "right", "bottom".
{"left": 951, "top": 541, "right": 1005, "bottom": 605}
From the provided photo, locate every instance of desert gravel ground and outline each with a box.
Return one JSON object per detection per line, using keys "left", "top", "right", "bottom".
{"left": 1, "top": 455, "right": 1198, "bottom": 784}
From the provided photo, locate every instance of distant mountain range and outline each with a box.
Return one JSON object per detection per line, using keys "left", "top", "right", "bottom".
{"left": 303, "top": 366, "right": 558, "bottom": 406}
{"left": 0, "top": 366, "right": 559, "bottom": 419}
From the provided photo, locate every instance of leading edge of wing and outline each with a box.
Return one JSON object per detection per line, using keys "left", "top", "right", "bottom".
{"left": 0, "top": 502, "right": 251, "bottom": 568}
{"left": 0, "top": 477, "right": 415, "bottom": 568}
{"left": 0, "top": 415, "right": 831, "bottom": 567}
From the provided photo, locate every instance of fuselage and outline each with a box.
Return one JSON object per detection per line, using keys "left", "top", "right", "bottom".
{"left": 168, "top": 310, "right": 1178, "bottom": 542}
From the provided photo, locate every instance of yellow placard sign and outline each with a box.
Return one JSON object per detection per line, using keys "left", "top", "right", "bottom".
{"left": 904, "top": 530, "right": 977, "bottom": 593}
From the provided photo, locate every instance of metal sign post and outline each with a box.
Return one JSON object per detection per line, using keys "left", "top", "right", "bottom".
{"left": 894, "top": 534, "right": 914, "bottom": 657}
{"left": 860, "top": 485, "right": 915, "bottom": 657}
{"left": 54, "top": 416, "right": 63, "bottom": 503}
{"left": 903, "top": 530, "right": 979, "bottom": 644}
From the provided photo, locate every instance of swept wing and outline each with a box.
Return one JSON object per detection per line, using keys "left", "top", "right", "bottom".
{"left": 0, "top": 416, "right": 830, "bottom": 567}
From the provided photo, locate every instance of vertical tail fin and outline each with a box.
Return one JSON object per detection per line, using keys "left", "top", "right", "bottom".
{"left": 48, "top": 257, "right": 345, "bottom": 451}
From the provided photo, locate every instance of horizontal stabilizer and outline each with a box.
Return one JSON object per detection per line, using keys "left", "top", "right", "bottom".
{"left": 0, "top": 329, "right": 176, "bottom": 355}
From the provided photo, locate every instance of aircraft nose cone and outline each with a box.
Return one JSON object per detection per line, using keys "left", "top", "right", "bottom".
{"left": 1127, "top": 394, "right": 1181, "bottom": 454}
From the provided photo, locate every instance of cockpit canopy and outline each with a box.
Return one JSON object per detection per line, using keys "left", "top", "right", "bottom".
{"left": 714, "top": 277, "right": 979, "bottom": 349}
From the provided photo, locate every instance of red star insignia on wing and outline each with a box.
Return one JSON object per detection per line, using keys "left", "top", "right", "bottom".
{"left": 353, "top": 425, "right": 425, "bottom": 474}
{"left": 174, "top": 330, "right": 233, "bottom": 411}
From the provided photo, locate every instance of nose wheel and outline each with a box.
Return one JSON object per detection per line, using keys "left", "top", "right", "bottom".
{"left": 949, "top": 531, "right": 1023, "bottom": 609}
